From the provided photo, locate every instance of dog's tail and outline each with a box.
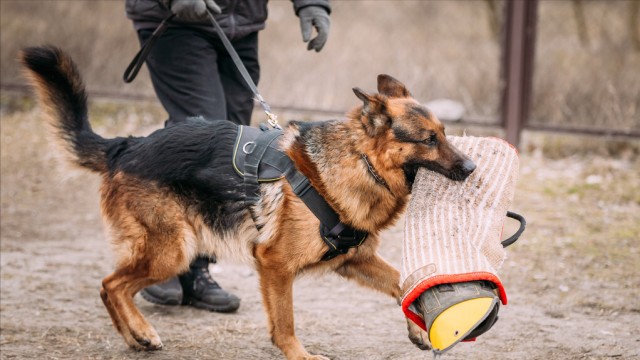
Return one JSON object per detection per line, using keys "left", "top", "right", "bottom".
{"left": 20, "top": 46, "right": 109, "bottom": 173}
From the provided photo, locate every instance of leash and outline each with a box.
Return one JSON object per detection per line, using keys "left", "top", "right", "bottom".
{"left": 204, "top": 10, "right": 280, "bottom": 129}
{"left": 123, "top": 10, "right": 280, "bottom": 129}
{"left": 123, "top": 14, "right": 175, "bottom": 84}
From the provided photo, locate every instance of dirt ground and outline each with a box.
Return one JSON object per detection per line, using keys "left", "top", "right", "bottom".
{"left": 1, "top": 97, "right": 639, "bottom": 360}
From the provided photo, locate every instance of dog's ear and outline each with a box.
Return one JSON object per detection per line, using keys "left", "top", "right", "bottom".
{"left": 377, "top": 74, "right": 411, "bottom": 98}
{"left": 353, "top": 87, "right": 377, "bottom": 107}
{"left": 353, "top": 87, "right": 391, "bottom": 137}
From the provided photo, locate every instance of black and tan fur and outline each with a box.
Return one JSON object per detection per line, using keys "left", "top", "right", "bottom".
{"left": 21, "top": 46, "right": 475, "bottom": 360}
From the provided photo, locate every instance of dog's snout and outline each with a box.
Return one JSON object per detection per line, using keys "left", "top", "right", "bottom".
{"left": 461, "top": 159, "right": 476, "bottom": 175}
{"left": 448, "top": 159, "right": 476, "bottom": 181}
{"left": 442, "top": 142, "right": 476, "bottom": 181}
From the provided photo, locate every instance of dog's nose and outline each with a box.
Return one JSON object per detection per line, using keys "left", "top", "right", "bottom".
{"left": 461, "top": 159, "right": 476, "bottom": 175}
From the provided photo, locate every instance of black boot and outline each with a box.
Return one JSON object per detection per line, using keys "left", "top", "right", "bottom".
{"left": 140, "top": 277, "right": 183, "bottom": 306}
{"left": 179, "top": 257, "right": 241, "bottom": 313}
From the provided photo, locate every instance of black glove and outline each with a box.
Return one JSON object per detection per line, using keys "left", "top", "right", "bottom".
{"left": 298, "top": 6, "right": 330, "bottom": 52}
{"left": 166, "top": 0, "right": 221, "bottom": 22}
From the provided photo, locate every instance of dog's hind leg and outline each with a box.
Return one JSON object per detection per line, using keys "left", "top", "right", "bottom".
{"left": 100, "top": 222, "right": 191, "bottom": 350}
{"left": 100, "top": 284, "right": 127, "bottom": 339}
{"left": 99, "top": 175, "right": 194, "bottom": 350}
{"left": 101, "top": 269, "right": 164, "bottom": 350}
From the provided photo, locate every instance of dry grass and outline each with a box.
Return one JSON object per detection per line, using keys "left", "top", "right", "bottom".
{"left": 532, "top": 0, "right": 640, "bottom": 131}
{"left": 1, "top": 0, "right": 638, "bottom": 132}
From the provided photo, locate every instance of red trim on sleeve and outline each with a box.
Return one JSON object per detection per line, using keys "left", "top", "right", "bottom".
{"left": 401, "top": 272, "right": 507, "bottom": 331}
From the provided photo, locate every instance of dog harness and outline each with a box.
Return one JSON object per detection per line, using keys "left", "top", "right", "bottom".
{"left": 233, "top": 125, "right": 368, "bottom": 261}
{"left": 124, "top": 9, "right": 362, "bottom": 259}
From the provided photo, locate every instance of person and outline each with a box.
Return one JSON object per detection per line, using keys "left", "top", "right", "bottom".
{"left": 124, "top": 0, "right": 331, "bottom": 313}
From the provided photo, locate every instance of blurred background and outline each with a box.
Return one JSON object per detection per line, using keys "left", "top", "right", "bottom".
{"left": 1, "top": 1, "right": 639, "bottom": 359}
{"left": 1, "top": 0, "right": 639, "bottom": 136}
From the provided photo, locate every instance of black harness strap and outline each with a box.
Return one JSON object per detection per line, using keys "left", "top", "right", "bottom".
{"left": 244, "top": 129, "right": 283, "bottom": 204}
{"left": 242, "top": 127, "right": 368, "bottom": 261}
{"left": 259, "top": 149, "right": 368, "bottom": 260}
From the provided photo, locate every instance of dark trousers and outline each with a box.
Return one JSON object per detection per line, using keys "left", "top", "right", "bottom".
{"left": 138, "top": 28, "right": 260, "bottom": 126}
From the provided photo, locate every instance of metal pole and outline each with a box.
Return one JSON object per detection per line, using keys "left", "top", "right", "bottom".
{"left": 502, "top": 0, "right": 538, "bottom": 147}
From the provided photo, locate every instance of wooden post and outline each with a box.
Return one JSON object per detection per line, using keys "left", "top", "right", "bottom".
{"left": 502, "top": 0, "right": 538, "bottom": 147}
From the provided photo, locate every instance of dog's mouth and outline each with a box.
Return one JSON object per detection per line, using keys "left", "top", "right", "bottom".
{"left": 404, "top": 159, "right": 476, "bottom": 188}
{"left": 402, "top": 164, "right": 420, "bottom": 188}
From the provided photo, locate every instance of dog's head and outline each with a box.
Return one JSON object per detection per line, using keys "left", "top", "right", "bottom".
{"left": 353, "top": 74, "right": 475, "bottom": 186}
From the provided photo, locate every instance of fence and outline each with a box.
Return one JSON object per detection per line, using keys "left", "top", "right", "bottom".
{"left": 508, "top": 0, "right": 639, "bottom": 145}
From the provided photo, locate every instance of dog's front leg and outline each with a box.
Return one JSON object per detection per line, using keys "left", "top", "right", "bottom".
{"left": 336, "top": 252, "right": 430, "bottom": 351}
{"left": 406, "top": 318, "right": 431, "bottom": 350}
{"left": 255, "top": 251, "right": 329, "bottom": 360}
{"left": 335, "top": 252, "right": 402, "bottom": 299}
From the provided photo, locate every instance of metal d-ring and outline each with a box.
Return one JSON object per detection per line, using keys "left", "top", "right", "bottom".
{"left": 243, "top": 141, "right": 256, "bottom": 154}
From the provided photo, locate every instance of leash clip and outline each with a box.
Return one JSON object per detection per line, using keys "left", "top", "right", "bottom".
{"left": 254, "top": 94, "right": 280, "bottom": 130}
{"left": 266, "top": 111, "right": 281, "bottom": 130}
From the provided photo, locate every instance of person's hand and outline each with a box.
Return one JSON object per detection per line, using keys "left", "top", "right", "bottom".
{"left": 298, "top": 6, "right": 330, "bottom": 52}
{"left": 168, "top": 0, "right": 221, "bottom": 22}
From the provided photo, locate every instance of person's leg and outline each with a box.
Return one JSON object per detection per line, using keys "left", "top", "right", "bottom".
{"left": 138, "top": 28, "right": 228, "bottom": 125}
{"left": 216, "top": 32, "right": 260, "bottom": 126}
{"left": 136, "top": 28, "right": 240, "bottom": 312}
{"left": 178, "top": 257, "right": 240, "bottom": 312}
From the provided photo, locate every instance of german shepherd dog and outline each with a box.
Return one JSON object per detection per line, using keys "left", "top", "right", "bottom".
{"left": 21, "top": 46, "right": 475, "bottom": 360}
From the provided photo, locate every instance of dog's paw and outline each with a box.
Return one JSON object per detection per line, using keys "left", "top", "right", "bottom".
{"left": 303, "top": 355, "right": 330, "bottom": 360}
{"left": 128, "top": 328, "right": 163, "bottom": 351}
{"left": 406, "top": 319, "right": 431, "bottom": 351}
{"left": 128, "top": 337, "right": 163, "bottom": 351}
{"left": 134, "top": 338, "right": 163, "bottom": 351}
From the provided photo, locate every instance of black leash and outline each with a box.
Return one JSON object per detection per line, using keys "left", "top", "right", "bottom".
{"left": 123, "top": 10, "right": 280, "bottom": 129}
{"left": 123, "top": 14, "right": 175, "bottom": 84}
{"left": 204, "top": 11, "right": 279, "bottom": 128}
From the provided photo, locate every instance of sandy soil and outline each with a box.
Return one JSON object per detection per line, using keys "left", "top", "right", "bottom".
{"left": 1, "top": 100, "right": 639, "bottom": 359}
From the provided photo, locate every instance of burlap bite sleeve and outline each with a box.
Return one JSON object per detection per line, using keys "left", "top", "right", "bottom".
{"left": 400, "top": 136, "right": 519, "bottom": 329}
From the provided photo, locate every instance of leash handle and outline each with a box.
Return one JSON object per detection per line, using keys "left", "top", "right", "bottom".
{"left": 501, "top": 211, "right": 526, "bottom": 248}
{"left": 123, "top": 14, "right": 175, "bottom": 83}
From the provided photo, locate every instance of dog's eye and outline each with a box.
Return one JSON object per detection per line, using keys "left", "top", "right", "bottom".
{"left": 424, "top": 133, "right": 438, "bottom": 146}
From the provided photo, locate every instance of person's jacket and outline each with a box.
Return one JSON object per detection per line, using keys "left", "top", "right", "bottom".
{"left": 125, "top": 0, "right": 331, "bottom": 40}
